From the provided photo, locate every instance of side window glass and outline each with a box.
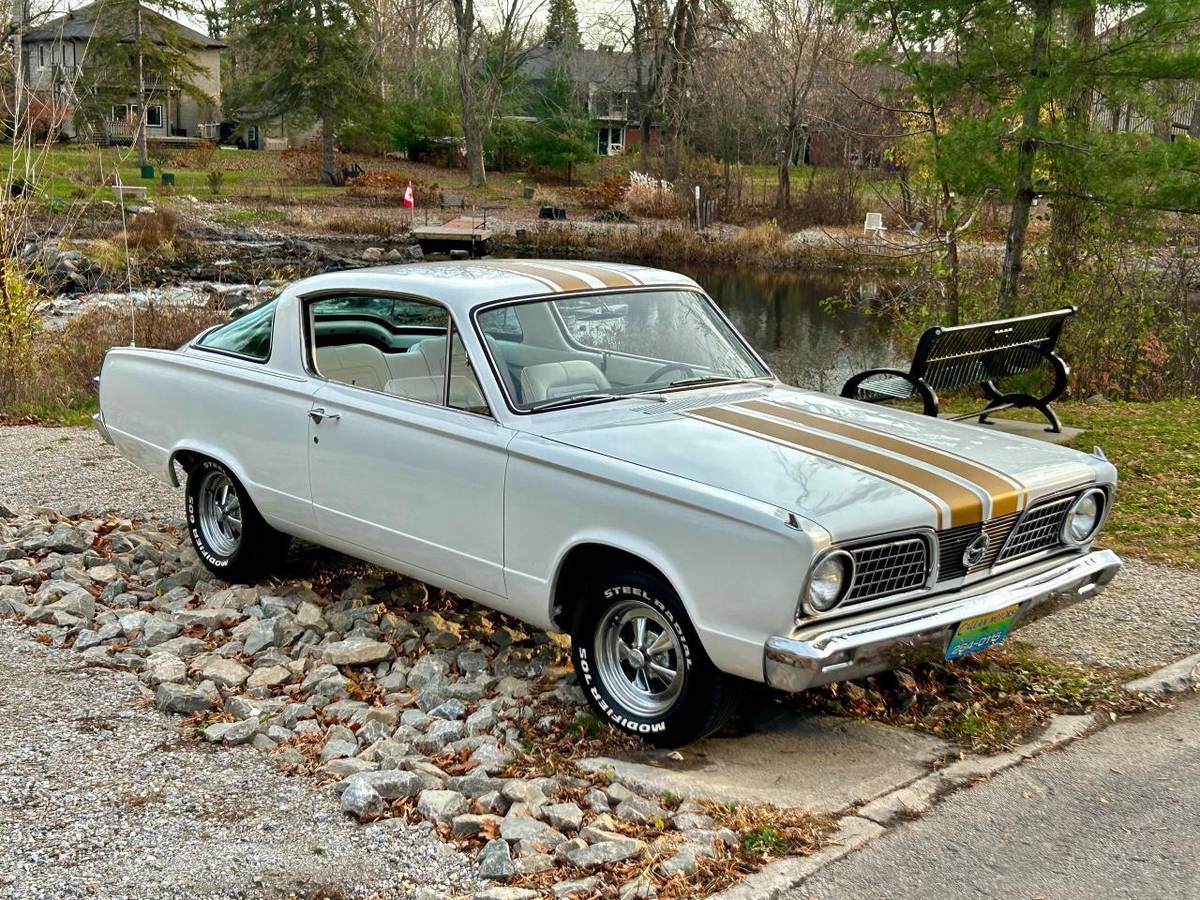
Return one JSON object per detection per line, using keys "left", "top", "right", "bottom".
{"left": 448, "top": 324, "right": 490, "bottom": 415}
{"left": 197, "top": 299, "right": 276, "bottom": 360}
{"left": 480, "top": 305, "right": 523, "bottom": 342}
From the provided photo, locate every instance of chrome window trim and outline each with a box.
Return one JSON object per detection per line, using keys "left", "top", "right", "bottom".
{"left": 470, "top": 286, "right": 776, "bottom": 416}
{"left": 297, "top": 288, "right": 496, "bottom": 422}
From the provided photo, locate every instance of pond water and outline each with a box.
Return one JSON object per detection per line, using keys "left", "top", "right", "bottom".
{"left": 676, "top": 264, "right": 901, "bottom": 393}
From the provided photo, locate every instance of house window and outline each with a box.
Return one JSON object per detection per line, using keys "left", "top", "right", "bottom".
{"left": 112, "top": 105, "right": 136, "bottom": 122}
{"left": 596, "top": 127, "right": 624, "bottom": 155}
{"left": 38, "top": 45, "right": 45, "bottom": 68}
{"left": 147, "top": 105, "right": 164, "bottom": 128}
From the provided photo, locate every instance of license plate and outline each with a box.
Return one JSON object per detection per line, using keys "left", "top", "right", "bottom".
{"left": 945, "top": 604, "right": 1020, "bottom": 661}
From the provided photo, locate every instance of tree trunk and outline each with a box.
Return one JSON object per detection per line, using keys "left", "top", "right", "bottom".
{"left": 998, "top": 0, "right": 1052, "bottom": 314}
{"left": 320, "top": 107, "right": 338, "bottom": 185}
{"left": 775, "top": 135, "right": 791, "bottom": 209}
{"left": 639, "top": 106, "right": 654, "bottom": 167}
{"left": 451, "top": 0, "right": 486, "bottom": 187}
{"left": 1047, "top": 1, "right": 1095, "bottom": 279}
{"left": 1190, "top": 90, "right": 1200, "bottom": 138}
{"left": 943, "top": 186, "right": 960, "bottom": 326}
{"left": 135, "top": 0, "right": 148, "bottom": 168}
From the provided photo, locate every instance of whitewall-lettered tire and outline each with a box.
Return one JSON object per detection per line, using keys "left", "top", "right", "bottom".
{"left": 571, "top": 569, "right": 743, "bottom": 748}
{"left": 185, "top": 458, "right": 289, "bottom": 583}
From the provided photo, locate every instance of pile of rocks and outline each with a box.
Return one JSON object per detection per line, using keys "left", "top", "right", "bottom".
{"left": 0, "top": 509, "right": 745, "bottom": 899}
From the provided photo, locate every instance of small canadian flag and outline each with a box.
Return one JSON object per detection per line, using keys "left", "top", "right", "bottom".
{"left": 403, "top": 180, "right": 415, "bottom": 208}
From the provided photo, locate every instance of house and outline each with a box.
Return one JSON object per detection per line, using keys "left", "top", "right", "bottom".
{"left": 521, "top": 43, "right": 658, "bottom": 156}
{"left": 19, "top": 1, "right": 223, "bottom": 143}
{"left": 1095, "top": 14, "right": 1199, "bottom": 139}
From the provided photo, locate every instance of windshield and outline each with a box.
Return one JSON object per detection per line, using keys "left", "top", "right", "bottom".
{"left": 476, "top": 289, "right": 770, "bottom": 411}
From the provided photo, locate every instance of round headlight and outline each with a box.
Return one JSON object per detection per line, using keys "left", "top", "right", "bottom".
{"left": 806, "top": 550, "right": 853, "bottom": 613}
{"left": 1063, "top": 489, "right": 1105, "bottom": 544}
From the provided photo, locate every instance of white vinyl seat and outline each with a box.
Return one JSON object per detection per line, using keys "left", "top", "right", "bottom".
{"left": 519, "top": 360, "right": 610, "bottom": 403}
{"left": 383, "top": 375, "right": 486, "bottom": 409}
{"left": 314, "top": 344, "right": 392, "bottom": 391}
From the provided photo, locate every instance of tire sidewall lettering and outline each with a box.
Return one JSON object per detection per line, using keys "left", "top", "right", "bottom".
{"left": 577, "top": 584, "right": 691, "bottom": 735}
{"left": 187, "top": 461, "right": 234, "bottom": 570}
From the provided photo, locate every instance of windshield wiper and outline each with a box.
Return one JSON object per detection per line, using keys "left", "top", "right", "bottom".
{"left": 527, "top": 392, "right": 623, "bottom": 412}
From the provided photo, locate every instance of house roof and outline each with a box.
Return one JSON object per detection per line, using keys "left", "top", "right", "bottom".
{"left": 522, "top": 43, "right": 640, "bottom": 89}
{"left": 23, "top": 1, "right": 226, "bottom": 50}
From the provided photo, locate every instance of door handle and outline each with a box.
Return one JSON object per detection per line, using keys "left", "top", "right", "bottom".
{"left": 308, "top": 408, "right": 341, "bottom": 424}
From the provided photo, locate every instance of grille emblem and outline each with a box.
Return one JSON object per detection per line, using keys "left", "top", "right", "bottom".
{"left": 963, "top": 532, "right": 991, "bottom": 568}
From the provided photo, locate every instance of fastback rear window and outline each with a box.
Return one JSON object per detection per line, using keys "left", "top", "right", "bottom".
{"left": 196, "top": 299, "right": 277, "bottom": 361}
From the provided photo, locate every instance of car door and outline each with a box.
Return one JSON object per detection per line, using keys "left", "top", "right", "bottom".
{"left": 304, "top": 292, "right": 513, "bottom": 598}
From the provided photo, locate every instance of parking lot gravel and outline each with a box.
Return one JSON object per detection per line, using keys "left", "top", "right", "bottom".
{"left": 2, "top": 424, "right": 1196, "bottom": 675}
{"left": 0, "top": 425, "right": 181, "bottom": 521}
{"left": 0, "top": 618, "right": 479, "bottom": 900}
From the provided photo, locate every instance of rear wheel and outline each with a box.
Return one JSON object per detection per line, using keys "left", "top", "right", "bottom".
{"left": 571, "top": 569, "right": 743, "bottom": 748}
{"left": 185, "top": 458, "right": 289, "bottom": 583}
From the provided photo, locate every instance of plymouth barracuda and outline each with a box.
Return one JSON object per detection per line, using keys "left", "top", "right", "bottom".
{"left": 94, "top": 259, "right": 1122, "bottom": 746}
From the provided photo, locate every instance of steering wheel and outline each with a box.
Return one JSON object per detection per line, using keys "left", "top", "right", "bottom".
{"left": 646, "top": 362, "right": 696, "bottom": 384}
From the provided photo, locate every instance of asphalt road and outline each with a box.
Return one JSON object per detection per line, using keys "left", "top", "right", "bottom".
{"left": 794, "top": 696, "right": 1200, "bottom": 900}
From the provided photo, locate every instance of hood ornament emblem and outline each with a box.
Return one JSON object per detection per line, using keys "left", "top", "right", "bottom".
{"left": 963, "top": 532, "right": 991, "bottom": 568}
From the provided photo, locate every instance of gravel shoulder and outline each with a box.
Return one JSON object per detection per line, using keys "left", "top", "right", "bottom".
{"left": 1, "top": 423, "right": 1195, "bottom": 673}
{"left": 0, "top": 425, "right": 181, "bottom": 521}
{"left": 0, "top": 619, "right": 477, "bottom": 900}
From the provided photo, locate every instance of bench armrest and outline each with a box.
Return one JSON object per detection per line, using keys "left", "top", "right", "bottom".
{"left": 841, "top": 368, "right": 939, "bottom": 417}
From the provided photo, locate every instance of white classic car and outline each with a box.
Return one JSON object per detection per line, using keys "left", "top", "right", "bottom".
{"left": 95, "top": 260, "right": 1122, "bottom": 746}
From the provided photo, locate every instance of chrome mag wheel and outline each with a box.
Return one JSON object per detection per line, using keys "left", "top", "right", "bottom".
{"left": 595, "top": 599, "right": 685, "bottom": 717}
{"left": 196, "top": 470, "right": 243, "bottom": 557}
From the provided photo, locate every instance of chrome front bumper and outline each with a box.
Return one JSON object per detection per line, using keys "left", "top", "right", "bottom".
{"left": 92, "top": 412, "right": 114, "bottom": 445}
{"left": 764, "top": 549, "right": 1122, "bottom": 693}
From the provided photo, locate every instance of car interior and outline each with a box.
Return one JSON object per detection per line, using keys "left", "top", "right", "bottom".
{"left": 307, "top": 290, "right": 760, "bottom": 413}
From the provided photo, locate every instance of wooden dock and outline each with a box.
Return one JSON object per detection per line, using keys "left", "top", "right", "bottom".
{"left": 413, "top": 216, "right": 493, "bottom": 257}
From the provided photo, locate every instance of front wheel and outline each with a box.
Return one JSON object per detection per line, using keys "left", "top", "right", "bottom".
{"left": 185, "top": 458, "right": 289, "bottom": 583}
{"left": 571, "top": 569, "right": 743, "bottom": 748}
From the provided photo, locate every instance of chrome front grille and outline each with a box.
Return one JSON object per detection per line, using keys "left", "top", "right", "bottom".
{"left": 937, "top": 514, "right": 1019, "bottom": 582}
{"left": 846, "top": 537, "right": 929, "bottom": 605}
{"left": 998, "top": 494, "right": 1076, "bottom": 562}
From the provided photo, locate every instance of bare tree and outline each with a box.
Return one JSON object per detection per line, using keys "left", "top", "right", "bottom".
{"left": 448, "top": 0, "right": 540, "bottom": 186}
{"left": 744, "top": 0, "right": 841, "bottom": 208}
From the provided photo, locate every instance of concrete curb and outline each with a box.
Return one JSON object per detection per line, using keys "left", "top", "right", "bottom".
{"left": 1123, "top": 652, "right": 1200, "bottom": 696}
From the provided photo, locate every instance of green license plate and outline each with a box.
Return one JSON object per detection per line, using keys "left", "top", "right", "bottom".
{"left": 945, "top": 604, "right": 1019, "bottom": 661}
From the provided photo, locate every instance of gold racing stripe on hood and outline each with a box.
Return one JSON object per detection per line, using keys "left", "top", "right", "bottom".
{"left": 689, "top": 405, "right": 986, "bottom": 528}
{"left": 740, "top": 399, "right": 1027, "bottom": 517}
{"left": 470, "top": 261, "right": 592, "bottom": 293}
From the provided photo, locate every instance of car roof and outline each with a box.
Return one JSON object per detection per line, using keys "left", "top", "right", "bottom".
{"left": 287, "top": 259, "right": 702, "bottom": 315}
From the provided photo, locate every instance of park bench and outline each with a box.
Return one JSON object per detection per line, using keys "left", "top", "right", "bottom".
{"left": 840, "top": 307, "right": 1076, "bottom": 433}
{"left": 441, "top": 194, "right": 467, "bottom": 212}
{"left": 111, "top": 185, "right": 148, "bottom": 202}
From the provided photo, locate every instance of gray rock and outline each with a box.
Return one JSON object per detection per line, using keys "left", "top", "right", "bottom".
{"left": 498, "top": 817, "right": 566, "bottom": 849}
{"left": 615, "top": 795, "right": 670, "bottom": 825}
{"left": 477, "top": 838, "right": 515, "bottom": 880}
{"left": 243, "top": 618, "right": 283, "bottom": 655}
{"left": 247, "top": 664, "right": 291, "bottom": 690}
{"left": 672, "top": 812, "right": 715, "bottom": 831}
{"left": 565, "top": 837, "right": 645, "bottom": 868}
{"left": 340, "top": 779, "right": 385, "bottom": 820}
{"left": 194, "top": 655, "right": 252, "bottom": 689}
{"left": 336, "top": 770, "right": 423, "bottom": 800}
{"left": 429, "top": 697, "right": 466, "bottom": 720}
{"left": 658, "top": 846, "right": 698, "bottom": 877}
{"left": 543, "top": 803, "right": 584, "bottom": 832}
{"left": 584, "top": 788, "right": 610, "bottom": 812}
{"left": 323, "top": 638, "right": 394, "bottom": 666}
{"left": 414, "top": 719, "right": 465, "bottom": 755}
{"left": 452, "top": 813, "right": 503, "bottom": 837}
{"left": 472, "top": 888, "right": 537, "bottom": 900}
{"left": 417, "top": 789, "right": 468, "bottom": 824}
{"left": 320, "top": 739, "right": 358, "bottom": 763}
{"left": 466, "top": 706, "right": 497, "bottom": 736}
{"left": 155, "top": 683, "right": 213, "bottom": 715}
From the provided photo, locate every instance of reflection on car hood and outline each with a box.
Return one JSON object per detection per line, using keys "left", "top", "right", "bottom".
{"left": 544, "top": 385, "right": 1108, "bottom": 540}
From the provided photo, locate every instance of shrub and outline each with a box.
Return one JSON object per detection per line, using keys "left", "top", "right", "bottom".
{"left": 576, "top": 175, "right": 627, "bottom": 210}
{"left": 624, "top": 171, "right": 685, "bottom": 218}
{"left": 125, "top": 206, "right": 178, "bottom": 252}
{"left": 206, "top": 169, "right": 225, "bottom": 196}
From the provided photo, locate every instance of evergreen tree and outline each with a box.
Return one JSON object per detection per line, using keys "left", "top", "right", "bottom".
{"left": 525, "top": 62, "right": 591, "bottom": 182}
{"left": 543, "top": 0, "right": 580, "bottom": 48}
{"left": 233, "top": 0, "right": 378, "bottom": 183}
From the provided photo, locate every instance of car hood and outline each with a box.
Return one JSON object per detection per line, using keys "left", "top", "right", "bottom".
{"left": 543, "top": 385, "right": 1109, "bottom": 541}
